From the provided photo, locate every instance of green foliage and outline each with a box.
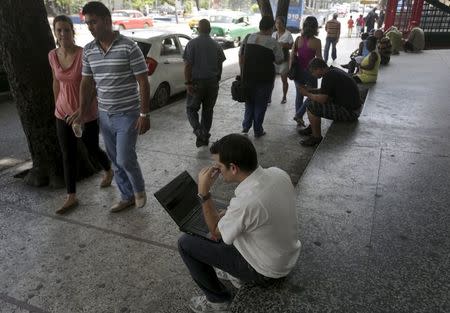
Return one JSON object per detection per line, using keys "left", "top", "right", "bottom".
{"left": 184, "top": 1, "right": 193, "bottom": 14}
{"left": 130, "top": 0, "right": 155, "bottom": 10}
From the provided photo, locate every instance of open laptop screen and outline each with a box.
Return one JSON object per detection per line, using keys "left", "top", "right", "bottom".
{"left": 154, "top": 171, "right": 200, "bottom": 224}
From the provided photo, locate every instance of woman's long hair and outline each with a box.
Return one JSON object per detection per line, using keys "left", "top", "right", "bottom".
{"left": 302, "top": 16, "right": 319, "bottom": 38}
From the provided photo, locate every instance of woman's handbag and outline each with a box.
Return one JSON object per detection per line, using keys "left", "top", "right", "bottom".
{"left": 231, "top": 35, "right": 250, "bottom": 103}
{"left": 231, "top": 75, "right": 246, "bottom": 102}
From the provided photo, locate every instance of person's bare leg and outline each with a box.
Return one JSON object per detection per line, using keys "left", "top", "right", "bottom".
{"left": 307, "top": 109, "right": 322, "bottom": 138}
{"left": 281, "top": 73, "right": 288, "bottom": 103}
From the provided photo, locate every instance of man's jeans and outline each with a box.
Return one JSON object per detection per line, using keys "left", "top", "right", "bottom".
{"left": 186, "top": 78, "right": 219, "bottom": 138}
{"left": 178, "top": 234, "right": 276, "bottom": 303}
{"left": 243, "top": 83, "right": 272, "bottom": 136}
{"left": 98, "top": 110, "right": 145, "bottom": 201}
{"left": 324, "top": 37, "right": 338, "bottom": 62}
{"left": 294, "top": 70, "right": 317, "bottom": 119}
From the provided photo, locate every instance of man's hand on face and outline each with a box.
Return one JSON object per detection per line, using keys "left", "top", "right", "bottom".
{"left": 135, "top": 116, "right": 151, "bottom": 135}
{"left": 198, "top": 166, "right": 220, "bottom": 195}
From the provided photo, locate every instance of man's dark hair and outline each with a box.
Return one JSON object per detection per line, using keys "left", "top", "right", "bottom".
{"left": 82, "top": 1, "right": 111, "bottom": 18}
{"left": 210, "top": 134, "right": 258, "bottom": 172}
{"left": 259, "top": 16, "right": 275, "bottom": 31}
{"left": 333, "top": 13, "right": 338, "bottom": 19}
{"left": 308, "top": 58, "right": 328, "bottom": 71}
{"left": 198, "top": 19, "right": 211, "bottom": 34}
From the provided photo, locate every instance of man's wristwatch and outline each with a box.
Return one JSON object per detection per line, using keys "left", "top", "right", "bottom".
{"left": 139, "top": 112, "right": 150, "bottom": 118}
{"left": 197, "top": 192, "right": 211, "bottom": 204}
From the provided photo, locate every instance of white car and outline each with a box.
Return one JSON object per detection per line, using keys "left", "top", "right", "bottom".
{"left": 121, "top": 29, "right": 192, "bottom": 108}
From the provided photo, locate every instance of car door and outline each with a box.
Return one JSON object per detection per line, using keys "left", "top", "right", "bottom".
{"left": 158, "top": 35, "right": 185, "bottom": 94}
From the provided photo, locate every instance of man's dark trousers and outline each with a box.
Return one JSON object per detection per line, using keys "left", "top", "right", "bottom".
{"left": 186, "top": 78, "right": 219, "bottom": 140}
{"left": 178, "top": 233, "right": 274, "bottom": 303}
{"left": 324, "top": 37, "right": 338, "bottom": 62}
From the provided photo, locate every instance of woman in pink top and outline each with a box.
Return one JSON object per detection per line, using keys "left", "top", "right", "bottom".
{"left": 290, "top": 16, "right": 322, "bottom": 128}
{"left": 48, "top": 15, "right": 112, "bottom": 214}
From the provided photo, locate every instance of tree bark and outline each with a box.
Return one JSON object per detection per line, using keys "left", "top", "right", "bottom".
{"left": 275, "top": 0, "right": 290, "bottom": 26}
{"left": 0, "top": 0, "right": 99, "bottom": 187}
{"left": 257, "top": 0, "right": 274, "bottom": 19}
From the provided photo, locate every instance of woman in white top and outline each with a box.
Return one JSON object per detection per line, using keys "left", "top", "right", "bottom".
{"left": 272, "top": 16, "right": 293, "bottom": 104}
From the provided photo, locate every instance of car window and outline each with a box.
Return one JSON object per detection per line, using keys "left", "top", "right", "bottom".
{"left": 112, "top": 12, "right": 129, "bottom": 17}
{"left": 134, "top": 12, "right": 143, "bottom": 18}
{"left": 160, "top": 36, "right": 180, "bottom": 56}
{"left": 178, "top": 36, "right": 190, "bottom": 49}
{"left": 210, "top": 15, "right": 233, "bottom": 23}
{"left": 135, "top": 41, "right": 152, "bottom": 57}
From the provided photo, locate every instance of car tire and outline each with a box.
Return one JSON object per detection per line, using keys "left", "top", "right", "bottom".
{"left": 119, "top": 25, "right": 125, "bottom": 31}
{"left": 144, "top": 23, "right": 150, "bottom": 28}
{"left": 152, "top": 83, "right": 170, "bottom": 108}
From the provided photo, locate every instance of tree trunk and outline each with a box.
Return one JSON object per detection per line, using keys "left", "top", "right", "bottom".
{"left": 257, "top": 0, "right": 273, "bottom": 19}
{"left": 0, "top": 0, "right": 99, "bottom": 187}
{"left": 275, "top": 0, "right": 290, "bottom": 26}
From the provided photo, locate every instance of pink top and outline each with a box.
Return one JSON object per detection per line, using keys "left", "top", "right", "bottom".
{"left": 296, "top": 37, "right": 317, "bottom": 70}
{"left": 48, "top": 48, "right": 97, "bottom": 122}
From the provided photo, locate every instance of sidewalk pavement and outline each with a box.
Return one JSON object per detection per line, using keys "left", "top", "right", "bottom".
{"left": 0, "top": 35, "right": 370, "bottom": 313}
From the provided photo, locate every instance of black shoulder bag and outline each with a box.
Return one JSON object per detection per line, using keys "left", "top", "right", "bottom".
{"left": 231, "top": 35, "right": 250, "bottom": 102}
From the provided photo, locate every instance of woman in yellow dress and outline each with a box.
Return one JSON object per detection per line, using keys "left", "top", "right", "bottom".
{"left": 353, "top": 36, "right": 380, "bottom": 84}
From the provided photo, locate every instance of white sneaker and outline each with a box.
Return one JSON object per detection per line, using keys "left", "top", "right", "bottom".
{"left": 135, "top": 191, "right": 147, "bottom": 208}
{"left": 215, "top": 268, "right": 242, "bottom": 289}
{"left": 189, "top": 295, "right": 230, "bottom": 313}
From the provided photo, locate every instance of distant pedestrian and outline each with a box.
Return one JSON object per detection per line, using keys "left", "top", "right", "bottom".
{"left": 365, "top": 8, "right": 378, "bottom": 34}
{"left": 272, "top": 16, "right": 293, "bottom": 104}
{"left": 403, "top": 21, "right": 425, "bottom": 52}
{"left": 324, "top": 13, "right": 341, "bottom": 63}
{"left": 378, "top": 10, "right": 385, "bottom": 29}
{"left": 239, "top": 16, "right": 283, "bottom": 138}
{"left": 183, "top": 19, "right": 226, "bottom": 148}
{"left": 298, "top": 58, "right": 361, "bottom": 146}
{"left": 291, "top": 16, "right": 322, "bottom": 127}
{"left": 353, "top": 36, "right": 381, "bottom": 84}
{"left": 48, "top": 15, "right": 113, "bottom": 214}
{"left": 347, "top": 15, "right": 354, "bottom": 37}
{"left": 356, "top": 14, "right": 365, "bottom": 35}
{"left": 73, "top": 1, "right": 150, "bottom": 213}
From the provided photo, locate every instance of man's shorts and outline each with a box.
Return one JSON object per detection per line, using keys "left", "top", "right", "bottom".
{"left": 306, "top": 99, "right": 360, "bottom": 122}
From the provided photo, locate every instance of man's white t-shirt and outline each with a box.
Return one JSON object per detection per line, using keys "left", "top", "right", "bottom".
{"left": 217, "top": 166, "right": 301, "bottom": 278}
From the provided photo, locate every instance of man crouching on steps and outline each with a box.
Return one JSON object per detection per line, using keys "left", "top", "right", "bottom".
{"left": 178, "top": 134, "right": 301, "bottom": 313}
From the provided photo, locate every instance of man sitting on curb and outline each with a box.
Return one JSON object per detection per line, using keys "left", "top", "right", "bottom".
{"left": 403, "top": 21, "right": 425, "bottom": 53}
{"left": 178, "top": 134, "right": 301, "bottom": 313}
{"left": 298, "top": 58, "right": 361, "bottom": 146}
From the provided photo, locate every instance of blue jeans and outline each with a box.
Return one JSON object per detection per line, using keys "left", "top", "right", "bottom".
{"left": 324, "top": 37, "right": 338, "bottom": 62}
{"left": 242, "top": 83, "right": 272, "bottom": 136}
{"left": 98, "top": 110, "right": 145, "bottom": 201}
{"left": 178, "top": 234, "right": 276, "bottom": 303}
{"left": 295, "top": 70, "right": 318, "bottom": 119}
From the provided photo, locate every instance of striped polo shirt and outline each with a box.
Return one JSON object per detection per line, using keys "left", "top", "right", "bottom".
{"left": 325, "top": 19, "right": 341, "bottom": 38}
{"left": 82, "top": 34, "right": 147, "bottom": 113}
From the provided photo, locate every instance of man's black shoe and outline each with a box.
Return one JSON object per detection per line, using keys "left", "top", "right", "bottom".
{"left": 196, "top": 137, "right": 208, "bottom": 147}
{"left": 300, "top": 136, "right": 323, "bottom": 146}
{"left": 254, "top": 131, "right": 266, "bottom": 138}
{"left": 298, "top": 126, "right": 312, "bottom": 136}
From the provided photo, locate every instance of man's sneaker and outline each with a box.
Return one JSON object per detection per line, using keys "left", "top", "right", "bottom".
{"left": 215, "top": 268, "right": 242, "bottom": 289}
{"left": 241, "top": 128, "right": 249, "bottom": 135}
{"left": 188, "top": 295, "right": 230, "bottom": 313}
{"left": 135, "top": 192, "right": 147, "bottom": 208}
{"left": 300, "top": 136, "right": 323, "bottom": 147}
{"left": 297, "top": 125, "right": 312, "bottom": 136}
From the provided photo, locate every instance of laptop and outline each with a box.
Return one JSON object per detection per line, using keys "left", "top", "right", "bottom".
{"left": 154, "top": 171, "right": 226, "bottom": 242}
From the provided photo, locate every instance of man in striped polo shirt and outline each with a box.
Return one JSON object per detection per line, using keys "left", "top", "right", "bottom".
{"left": 324, "top": 13, "right": 341, "bottom": 63}
{"left": 75, "top": 1, "right": 150, "bottom": 213}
